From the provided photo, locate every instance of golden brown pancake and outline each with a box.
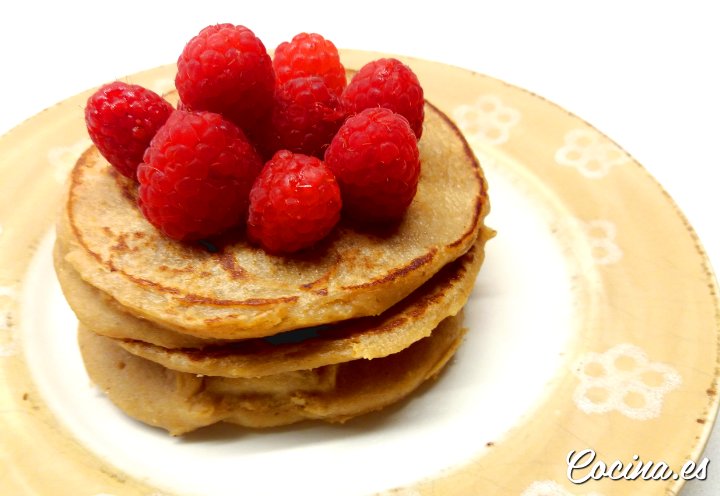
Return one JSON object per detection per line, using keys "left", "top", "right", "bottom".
{"left": 60, "top": 100, "right": 488, "bottom": 340}
{"left": 53, "top": 242, "right": 229, "bottom": 348}
{"left": 56, "top": 228, "right": 492, "bottom": 376}
{"left": 78, "top": 314, "right": 466, "bottom": 435}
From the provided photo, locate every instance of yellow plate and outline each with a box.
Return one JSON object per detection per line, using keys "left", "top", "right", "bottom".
{"left": 0, "top": 51, "right": 718, "bottom": 495}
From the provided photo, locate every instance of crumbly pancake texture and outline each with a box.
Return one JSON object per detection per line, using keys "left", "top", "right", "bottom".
{"left": 55, "top": 227, "right": 491, "bottom": 376}
{"left": 60, "top": 100, "right": 488, "bottom": 339}
{"left": 78, "top": 315, "right": 466, "bottom": 435}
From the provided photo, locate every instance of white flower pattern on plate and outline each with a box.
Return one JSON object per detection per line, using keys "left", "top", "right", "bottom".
{"left": 94, "top": 493, "right": 167, "bottom": 496}
{"left": 453, "top": 95, "right": 520, "bottom": 145}
{"left": 573, "top": 344, "right": 681, "bottom": 420}
{"left": 521, "top": 480, "right": 604, "bottom": 496}
{"left": 0, "top": 286, "right": 16, "bottom": 298}
{"left": 376, "top": 489, "right": 421, "bottom": 496}
{"left": 0, "top": 284, "right": 16, "bottom": 357}
{"left": 150, "top": 77, "right": 175, "bottom": 95}
{"left": 0, "top": 341, "right": 16, "bottom": 357}
{"left": 583, "top": 220, "right": 622, "bottom": 265}
{"left": 555, "top": 129, "right": 628, "bottom": 178}
{"left": 48, "top": 138, "right": 92, "bottom": 183}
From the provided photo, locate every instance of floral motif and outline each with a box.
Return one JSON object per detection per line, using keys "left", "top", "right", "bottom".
{"left": 376, "top": 489, "right": 421, "bottom": 496}
{"left": 573, "top": 344, "right": 681, "bottom": 420}
{"left": 0, "top": 286, "right": 16, "bottom": 298}
{"left": 48, "top": 138, "right": 92, "bottom": 182}
{"left": 583, "top": 220, "right": 622, "bottom": 265}
{"left": 0, "top": 341, "right": 16, "bottom": 357}
{"left": 453, "top": 95, "right": 521, "bottom": 145}
{"left": 0, "top": 311, "right": 10, "bottom": 333}
{"left": 555, "top": 129, "right": 628, "bottom": 179}
{"left": 94, "top": 493, "right": 168, "bottom": 496}
{"left": 521, "top": 480, "right": 604, "bottom": 496}
{"left": 0, "top": 285, "right": 16, "bottom": 357}
{"left": 150, "top": 78, "right": 175, "bottom": 95}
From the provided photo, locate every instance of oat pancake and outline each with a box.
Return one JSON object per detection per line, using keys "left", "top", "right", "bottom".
{"left": 53, "top": 242, "right": 229, "bottom": 349}
{"left": 78, "top": 314, "right": 466, "bottom": 435}
{"left": 60, "top": 100, "right": 488, "bottom": 340}
{"left": 55, "top": 227, "right": 491, "bottom": 376}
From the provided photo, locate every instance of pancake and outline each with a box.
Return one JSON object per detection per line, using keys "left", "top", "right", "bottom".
{"left": 78, "top": 314, "right": 466, "bottom": 435}
{"left": 53, "top": 242, "right": 229, "bottom": 349}
{"left": 60, "top": 100, "right": 488, "bottom": 340}
{"left": 56, "top": 227, "right": 491, "bottom": 376}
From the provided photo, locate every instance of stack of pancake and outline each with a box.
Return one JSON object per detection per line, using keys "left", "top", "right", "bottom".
{"left": 54, "top": 97, "right": 492, "bottom": 435}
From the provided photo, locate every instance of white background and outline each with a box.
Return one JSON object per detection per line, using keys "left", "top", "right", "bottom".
{"left": 1, "top": 0, "right": 718, "bottom": 493}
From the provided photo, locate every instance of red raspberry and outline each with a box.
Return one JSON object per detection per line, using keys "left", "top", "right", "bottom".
{"left": 85, "top": 82, "right": 173, "bottom": 178}
{"left": 248, "top": 151, "right": 341, "bottom": 254}
{"left": 341, "top": 58, "right": 424, "bottom": 138}
{"left": 264, "top": 76, "right": 346, "bottom": 158}
{"left": 273, "top": 33, "right": 346, "bottom": 96}
{"left": 324, "top": 107, "right": 420, "bottom": 223}
{"left": 175, "top": 24, "right": 275, "bottom": 133}
{"left": 137, "top": 110, "right": 263, "bottom": 241}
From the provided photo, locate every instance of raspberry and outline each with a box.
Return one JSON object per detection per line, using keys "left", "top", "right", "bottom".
{"left": 248, "top": 151, "right": 341, "bottom": 254}
{"left": 273, "top": 33, "right": 346, "bottom": 96}
{"left": 324, "top": 107, "right": 420, "bottom": 223}
{"left": 341, "top": 58, "right": 424, "bottom": 138}
{"left": 137, "top": 110, "right": 263, "bottom": 241}
{"left": 264, "top": 77, "right": 346, "bottom": 158}
{"left": 175, "top": 24, "right": 275, "bottom": 133}
{"left": 85, "top": 82, "right": 173, "bottom": 178}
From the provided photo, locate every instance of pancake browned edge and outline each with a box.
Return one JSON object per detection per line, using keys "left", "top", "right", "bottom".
{"left": 55, "top": 228, "right": 492, "bottom": 377}
{"left": 78, "top": 314, "right": 467, "bottom": 435}
{"left": 59, "top": 99, "right": 489, "bottom": 340}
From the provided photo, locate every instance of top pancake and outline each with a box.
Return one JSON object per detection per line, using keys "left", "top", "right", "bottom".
{"left": 60, "top": 100, "right": 488, "bottom": 340}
